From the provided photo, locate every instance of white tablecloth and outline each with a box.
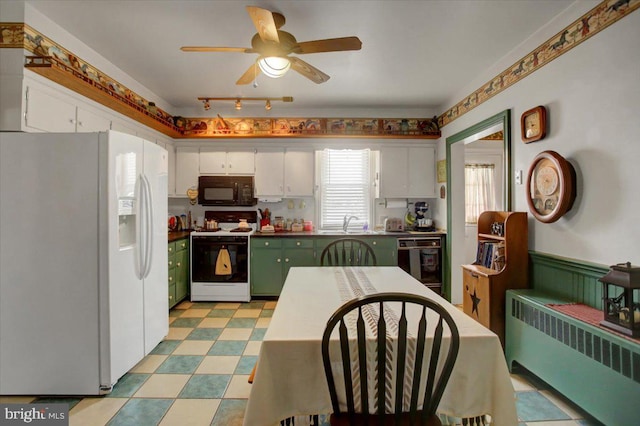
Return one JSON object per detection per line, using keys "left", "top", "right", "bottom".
{"left": 243, "top": 267, "right": 517, "bottom": 426}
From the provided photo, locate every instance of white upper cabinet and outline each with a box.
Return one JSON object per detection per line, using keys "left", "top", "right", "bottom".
{"left": 24, "top": 85, "right": 110, "bottom": 133}
{"left": 284, "top": 149, "right": 314, "bottom": 197}
{"left": 200, "top": 149, "right": 255, "bottom": 175}
{"left": 380, "top": 147, "right": 408, "bottom": 197}
{"left": 255, "top": 148, "right": 285, "bottom": 197}
{"left": 24, "top": 86, "right": 77, "bottom": 132}
{"left": 75, "top": 106, "right": 111, "bottom": 132}
{"left": 380, "top": 146, "right": 435, "bottom": 198}
{"left": 175, "top": 147, "right": 199, "bottom": 197}
{"left": 254, "top": 148, "right": 314, "bottom": 198}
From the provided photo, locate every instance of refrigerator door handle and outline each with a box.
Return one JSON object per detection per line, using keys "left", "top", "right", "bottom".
{"left": 142, "top": 174, "right": 154, "bottom": 279}
{"left": 137, "top": 173, "right": 147, "bottom": 280}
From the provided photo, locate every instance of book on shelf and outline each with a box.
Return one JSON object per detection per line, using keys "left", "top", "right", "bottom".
{"left": 475, "top": 240, "right": 505, "bottom": 270}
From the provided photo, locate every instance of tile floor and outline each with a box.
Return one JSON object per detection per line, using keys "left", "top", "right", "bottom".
{"left": 0, "top": 300, "right": 603, "bottom": 425}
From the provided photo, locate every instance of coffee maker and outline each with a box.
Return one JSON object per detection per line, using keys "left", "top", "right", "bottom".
{"left": 414, "top": 202, "right": 434, "bottom": 230}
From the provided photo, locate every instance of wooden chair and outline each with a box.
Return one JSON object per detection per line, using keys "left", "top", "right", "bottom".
{"left": 320, "top": 238, "right": 377, "bottom": 266}
{"left": 321, "top": 293, "right": 460, "bottom": 426}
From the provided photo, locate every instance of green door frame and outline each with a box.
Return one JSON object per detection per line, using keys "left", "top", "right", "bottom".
{"left": 443, "top": 109, "right": 512, "bottom": 301}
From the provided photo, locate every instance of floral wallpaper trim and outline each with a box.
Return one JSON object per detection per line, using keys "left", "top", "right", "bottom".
{"left": 178, "top": 116, "right": 439, "bottom": 137}
{"left": 0, "top": 22, "right": 178, "bottom": 130}
{"left": 437, "top": 0, "right": 640, "bottom": 129}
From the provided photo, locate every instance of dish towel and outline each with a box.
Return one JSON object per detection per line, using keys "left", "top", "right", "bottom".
{"left": 215, "top": 247, "right": 232, "bottom": 275}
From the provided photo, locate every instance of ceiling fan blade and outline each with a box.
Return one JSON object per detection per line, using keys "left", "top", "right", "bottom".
{"left": 181, "top": 46, "right": 252, "bottom": 53}
{"left": 236, "top": 62, "right": 259, "bottom": 85}
{"left": 289, "top": 57, "right": 330, "bottom": 84}
{"left": 295, "top": 36, "right": 362, "bottom": 54}
{"left": 246, "top": 6, "right": 279, "bottom": 43}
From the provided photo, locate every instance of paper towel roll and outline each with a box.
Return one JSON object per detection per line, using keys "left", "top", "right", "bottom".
{"left": 384, "top": 199, "right": 407, "bottom": 209}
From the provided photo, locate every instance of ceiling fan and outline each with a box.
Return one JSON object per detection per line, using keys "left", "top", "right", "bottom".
{"left": 181, "top": 6, "right": 362, "bottom": 85}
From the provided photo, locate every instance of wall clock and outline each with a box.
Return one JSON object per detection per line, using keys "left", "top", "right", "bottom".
{"left": 526, "top": 150, "right": 576, "bottom": 223}
{"left": 521, "top": 106, "right": 547, "bottom": 143}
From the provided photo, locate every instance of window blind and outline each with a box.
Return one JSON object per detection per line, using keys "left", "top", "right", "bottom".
{"left": 319, "top": 149, "right": 371, "bottom": 230}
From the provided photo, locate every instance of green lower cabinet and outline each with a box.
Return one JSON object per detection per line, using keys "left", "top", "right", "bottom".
{"left": 168, "top": 238, "right": 189, "bottom": 309}
{"left": 283, "top": 239, "right": 316, "bottom": 281}
{"left": 367, "top": 237, "right": 397, "bottom": 266}
{"left": 251, "top": 238, "right": 285, "bottom": 296}
{"left": 251, "top": 238, "right": 317, "bottom": 296}
{"left": 175, "top": 244, "right": 189, "bottom": 302}
{"left": 250, "top": 235, "right": 398, "bottom": 296}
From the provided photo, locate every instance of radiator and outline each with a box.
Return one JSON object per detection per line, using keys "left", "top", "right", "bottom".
{"left": 505, "top": 290, "right": 640, "bottom": 425}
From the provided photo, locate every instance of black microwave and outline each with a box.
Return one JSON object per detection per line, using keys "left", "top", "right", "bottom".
{"left": 198, "top": 176, "right": 256, "bottom": 206}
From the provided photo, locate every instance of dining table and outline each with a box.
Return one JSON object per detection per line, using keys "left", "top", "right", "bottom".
{"left": 243, "top": 266, "right": 518, "bottom": 426}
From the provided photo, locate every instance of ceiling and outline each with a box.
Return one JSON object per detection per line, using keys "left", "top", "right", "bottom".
{"left": 23, "top": 0, "right": 575, "bottom": 116}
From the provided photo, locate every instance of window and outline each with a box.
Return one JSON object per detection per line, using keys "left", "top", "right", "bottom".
{"left": 465, "top": 163, "right": 496, "bottom": 224}
{"left": 318, "top": 149, "right": 372, "bottom": 230}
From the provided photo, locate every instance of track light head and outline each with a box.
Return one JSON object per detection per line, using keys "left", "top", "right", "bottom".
{"left": 265, "top": 100, "right": 272, "bottom": 111}
{"left": 235, "top": 99, "right": 242, "bottom": 110}
{"left": 203, "top": 100, "right": 211, "bottom": 111}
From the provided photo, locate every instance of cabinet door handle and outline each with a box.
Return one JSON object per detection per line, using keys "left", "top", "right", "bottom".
{"left": 372, "top": 241, "right": 377, "bottom": 245}
{"left": 265, "top": 242, "right": 269, "bottom": 246}
{"left": 277, "top": 258, "right": 281, "bottom": 263}
{"left": 169, "top": 276, "right": 173, "bottom": 282}
{"left": 296, "top": 241, "right": 301, "bottom": 246}
{"left": 471, "top": 272, "right": 479, "bottom": 278}
{"left": 285, "top": 258, "right": 289, "bottom": 262}
{"left": 168, "top": 260, "right": 173, "bottom": 266}
{"left": 176, "top": 262, "right": 181, "bottom": 267}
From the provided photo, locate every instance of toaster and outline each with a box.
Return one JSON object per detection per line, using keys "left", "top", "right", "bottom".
{"left": 384, "top": 217, "right": 405, "bottom": 232}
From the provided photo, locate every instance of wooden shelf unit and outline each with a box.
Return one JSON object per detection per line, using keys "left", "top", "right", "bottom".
{"left": 462, "top": 211, "right": 529, "bottom": 347}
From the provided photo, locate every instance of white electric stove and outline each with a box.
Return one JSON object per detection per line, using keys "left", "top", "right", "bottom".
{"left": 190, "top": 211, "right": 257, "bottom": 302}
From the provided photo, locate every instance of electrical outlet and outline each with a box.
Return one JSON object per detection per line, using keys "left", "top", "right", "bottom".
{"left": 515, "top": 170, "right": 523, "bottom": 185}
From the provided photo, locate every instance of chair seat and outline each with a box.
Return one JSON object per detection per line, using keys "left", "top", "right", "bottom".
{"left": 330, "top": 411, "right": 442, "bottom": 426}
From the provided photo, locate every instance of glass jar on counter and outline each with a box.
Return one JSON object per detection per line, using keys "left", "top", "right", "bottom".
{"left": 274, "top": 216, "right": 284, "bottom": 231}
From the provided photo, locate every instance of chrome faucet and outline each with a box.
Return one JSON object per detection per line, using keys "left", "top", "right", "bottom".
{"left": 343, "top": 215, "right": 359, "bottom": 232}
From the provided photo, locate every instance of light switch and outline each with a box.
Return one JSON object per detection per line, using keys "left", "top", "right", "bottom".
{"left": 515, "top": 170, "right": 523, "bottom": 185}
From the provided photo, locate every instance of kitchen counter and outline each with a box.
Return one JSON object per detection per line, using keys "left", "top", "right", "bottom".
{"left": 251, "top": 229, "right": 446, "bottom": 237}
{"left": 168, "top": 231, "right": 191, "bottom": 242}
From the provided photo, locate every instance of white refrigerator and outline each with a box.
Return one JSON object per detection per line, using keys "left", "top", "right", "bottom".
{"left": 0, "top": 130, "right": 168, "bottom": 395}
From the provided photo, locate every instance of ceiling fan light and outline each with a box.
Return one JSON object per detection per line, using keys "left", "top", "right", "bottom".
{"left": 258, "top": 57, "right": 291, "bottom": 78}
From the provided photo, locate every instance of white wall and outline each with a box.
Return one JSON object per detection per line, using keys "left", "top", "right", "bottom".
{"left": 439, "top": 9, "right": 640, "bottom": 303}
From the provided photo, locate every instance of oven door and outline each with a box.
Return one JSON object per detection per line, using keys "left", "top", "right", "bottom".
{"left": 191, "top": 236, "right": 248, "bottom": 283}
{"left": 397, "top": 237, "right": 443, "bottom": 294}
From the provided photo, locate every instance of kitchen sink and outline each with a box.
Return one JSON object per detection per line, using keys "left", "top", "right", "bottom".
{"left": 316, "top": 230, "right": 379, "bottom": 235}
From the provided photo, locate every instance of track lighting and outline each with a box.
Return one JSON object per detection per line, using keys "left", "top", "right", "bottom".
{"left": 197, "top": 96, "right": 293, "bottom": 111}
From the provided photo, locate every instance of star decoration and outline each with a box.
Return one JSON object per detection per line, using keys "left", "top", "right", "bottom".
{"left": 470, "top": 289, "right": 481, "bottom": 316}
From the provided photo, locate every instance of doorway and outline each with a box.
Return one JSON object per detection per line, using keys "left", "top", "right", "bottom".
{"left": 444, "top": 110, "right": 512, "bottom": 303}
